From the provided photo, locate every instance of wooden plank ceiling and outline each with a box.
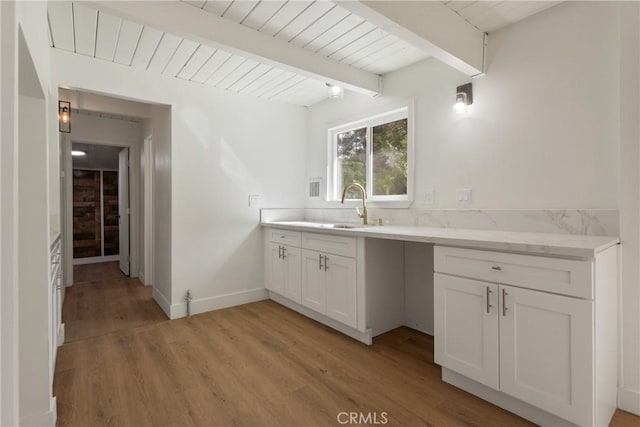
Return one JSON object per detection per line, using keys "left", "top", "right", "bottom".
{"left": 48, "top": 1, "right": 560, "bottom": 107}
{"left": 442, "top": 1, "right": 561, "bottom": 32}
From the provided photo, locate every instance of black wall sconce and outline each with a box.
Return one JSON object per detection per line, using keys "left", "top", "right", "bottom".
{"left": 455, "top": 83, "right": 473, "bottom": 114}
{"left": 58, "top": 100, "right": 71, "bottom": 133}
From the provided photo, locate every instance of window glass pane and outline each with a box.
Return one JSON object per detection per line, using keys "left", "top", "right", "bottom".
{"left": 336, "top": 127, "right": 367, "bottom": 198}
{"left": 372, "top": 118, "right": 408, "bottom": 196}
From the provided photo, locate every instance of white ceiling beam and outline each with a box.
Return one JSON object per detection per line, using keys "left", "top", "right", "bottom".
{"left": 336, "top": 1, "right": 486, "bottom": 76}
{"left": 83, "top": 1, "right": 382, "bottom": 96}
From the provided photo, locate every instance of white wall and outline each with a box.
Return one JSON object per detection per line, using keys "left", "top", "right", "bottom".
{"left": 1, "top": 1, "right": 57, "bottom": 425}
{"left": 69, "top": 112, "right": 142, "bottom": 145}
{"left": 307, "top": 1, "right": 619, "bottom": 211}
{"left": 50, "top": 47, "right": 307, "bottom": 318}
{"left": 150, "top": 105, "right": 172, "bottom": 310}
{"left": 305, "top": 0, "right": 639, "bottom": 414}
{"left": 617, "top": 1, "right": 640, "bottom": 414}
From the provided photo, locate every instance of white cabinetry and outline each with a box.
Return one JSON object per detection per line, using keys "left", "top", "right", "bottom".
{"left": 434, "top": 274, "right": 499, "bottom": 389}
{"left": 265, "top": 227, "right": 359, "bottom": 332}
{"left": 300, "top": 232, "right": 357, "bottom": 328}
{"left": 264, "top": 229, "right": 301, "bottom": 303}
{"left": 499, "top": 285, "right": 593, "bottom": 424}
{"left": 301, "top": 248, "right": 357, "bottom": 328}
{"left": 434, "top": 245, "right": 617, "bottom": 426}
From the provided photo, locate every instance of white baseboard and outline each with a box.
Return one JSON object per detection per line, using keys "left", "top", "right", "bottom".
{"left": 170, "top": 288, "right": 268, "bottom": 319}
{"left": 152, "top": 287, "right": 172, "bottom": 318}
{"left": 72, "top": 255, "right": 119, "bottom": 265}
{"left": 20, "top": 397, "right": 56, "bottom": 426}
{"left": 618, "top": 386, "right": 640, "bottom": 415}
{"left": 269, "top": 292, "right": 373, "bottom": 345}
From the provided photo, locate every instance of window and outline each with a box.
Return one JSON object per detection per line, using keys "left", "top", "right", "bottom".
{"left": 328, "top": 106, "right": 412, "bottom": 203}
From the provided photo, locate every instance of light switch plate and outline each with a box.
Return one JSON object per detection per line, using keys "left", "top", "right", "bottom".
{"left": 422, "top": 189, "right": 435, "bottom": 204}
{"left": 456, "top": 188, "right": 472, "bottom": 204}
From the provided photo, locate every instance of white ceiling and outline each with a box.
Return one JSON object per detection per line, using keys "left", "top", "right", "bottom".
{"left": 442, "top": 1, "right": 561, "bottom": 33}
{"left": 48, "top": 1, "right": 561, "bottom": 107}
{"left": 182, "top": 0, "right": 427, "bottom": 74}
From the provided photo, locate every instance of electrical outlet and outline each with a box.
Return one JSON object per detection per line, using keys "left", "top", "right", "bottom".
{"left": 248, "top": 194, "right": 261, "bottom": 207}
{"left": 422, "top": 189, "right": 435, "bottom": 204}
{"left": 456, "top": 188, "right": 472, "bottom": 204}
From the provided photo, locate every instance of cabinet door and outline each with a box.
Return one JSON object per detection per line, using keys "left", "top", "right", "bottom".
{"left": 325, "top": 255, "right": 357, "bottom": 328}
{"left": 267, "top": 243, "right": 285, "bottom": 295}
{"left": 434, "top": 273, "right": 499, "bottom": 389}
{"left": 499, "top": 285, "right": 593, "bottom": 426}
{"left": 301, "top": 249, "right": 326, "bottom": 314}
{"left": 283, "top": 246, "right": 301, "bottom": 304}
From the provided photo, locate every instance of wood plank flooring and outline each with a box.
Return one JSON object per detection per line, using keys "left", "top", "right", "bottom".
{"left": 65, "top": 262, "right": 167, "bottom": 342}
{"left": 55, "top": 268, "right": 640, "bottom": 426}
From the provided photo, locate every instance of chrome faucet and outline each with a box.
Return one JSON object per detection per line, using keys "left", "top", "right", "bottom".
{"left": 341, "top": 182, "right": 368, "bottom": 225}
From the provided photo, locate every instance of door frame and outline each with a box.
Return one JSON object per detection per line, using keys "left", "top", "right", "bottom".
{"left": 62, "top": 136, "right": 143, "bottom": 286}
{"left": 142, "top": 136, "right": 153, "bottom": 286}
{"left": 118, "top": 147, "right": 130, "bottom": 276}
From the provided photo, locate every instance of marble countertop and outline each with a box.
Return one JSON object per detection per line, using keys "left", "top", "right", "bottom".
{"left": 261, "top": 221, "right": 619, "bottom": 258}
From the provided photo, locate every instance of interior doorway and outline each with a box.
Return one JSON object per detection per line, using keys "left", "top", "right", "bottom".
{"left": 59, "top": 90, "right": 150, "bottom": 287}
{"left": 71, "top": 143, "right": 130, "bottom": 275}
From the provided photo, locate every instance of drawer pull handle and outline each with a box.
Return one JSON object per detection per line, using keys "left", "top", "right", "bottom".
{"left": 502, "top": 289, "right": 508, "bottom": 317}
{"left": 278, "top": 246, "right": 282, "bottom": 259}
{"left": 486, "top": 286, "right": 492, "bottom": 313}
{"left": 280, "top": 235, "right": 286, "bottom": 239}
{"left": 491, "top": 265, "right": 502, "bottom": 271}
{"left": 324, "top": 256, "right": 329, "bottom": 271}
{"left": 319, "top": 253, "right": 323, "bottom": 270}
{"left": 281, "top": 247, "right": 286, "bottom": 259}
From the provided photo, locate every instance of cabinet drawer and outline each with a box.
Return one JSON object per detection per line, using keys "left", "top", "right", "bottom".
{"left": 434, "top": 246, "right": 593, "bottom": 299}
{"left": 302, "top": 232, "right": 356, "bottom": 258}
{"left": 268, "top": 228, "right": 301, "bottom": 247}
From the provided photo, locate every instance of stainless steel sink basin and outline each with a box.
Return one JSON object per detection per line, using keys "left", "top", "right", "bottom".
{"left": 331, "top": 224, "right": 359, "bottom": 229}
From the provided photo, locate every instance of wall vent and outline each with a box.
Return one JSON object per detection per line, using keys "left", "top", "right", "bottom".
{"left": 308, "top": 178, "right": 321, "bottom": 199}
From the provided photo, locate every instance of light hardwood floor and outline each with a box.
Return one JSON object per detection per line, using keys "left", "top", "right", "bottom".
{"left": 55, "top": 267, "right": 639, "bottom": 426}
{"left": 65, "top": 262, "right": 167, "bottom": 342}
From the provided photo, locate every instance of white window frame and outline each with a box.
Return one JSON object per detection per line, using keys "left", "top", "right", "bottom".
{"left": 327, "top": 104, "right": 414, "bottom": 206}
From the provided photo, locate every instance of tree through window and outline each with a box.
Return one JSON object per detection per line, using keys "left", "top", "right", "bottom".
{"left": 329, "top": 107, "right": 411, "bottom": 202}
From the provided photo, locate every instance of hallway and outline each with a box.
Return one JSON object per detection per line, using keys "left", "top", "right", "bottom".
{"left": 63, "top": 262, "right": 167, "bottom": 342}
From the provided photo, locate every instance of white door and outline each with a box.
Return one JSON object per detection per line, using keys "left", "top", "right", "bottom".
{"left": 301, "top": 249, "right": 326, "bottom": 314}
{"left": 267, "top": 243, "right": 285, "bottom": 295}
{"left": 499, "top": 285, "right": 593, "bottom": 426}
{"left": 118, "top": 147, "right": 130, "bottom": 275}
{"left": 283, "top": 245, "right": 302, "bottom": 304}
{"left": 325, "top": 255, "right": 357, "bottom": 328}
{"left": 434, "top": 273, "right": 499, "bottom": 389}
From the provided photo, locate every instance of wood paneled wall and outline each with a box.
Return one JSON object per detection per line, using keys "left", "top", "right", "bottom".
{"left": 72, "top": 169, "right": 119, "bottom": 259}
{"left": 103, "top": 171, "right": 119, "bottom": 256}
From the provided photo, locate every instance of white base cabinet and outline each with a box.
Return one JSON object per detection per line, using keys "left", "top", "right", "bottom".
{"left": 434, "top": 274, "right": 499, "bottom": 390}
{"left": 434, "top": 245, "right": 618, "bottom": 426}
{"left": 266, "top": 242, "right": 301, "bottom": 303}
{"left": 265, "top": 228, "right": 359, "bottom": 331}
{"left": 499, "top": 285, "right": 593, "bottom": 425}
{"left": 301, "top": 249, "right": 357, "bottom": 328}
